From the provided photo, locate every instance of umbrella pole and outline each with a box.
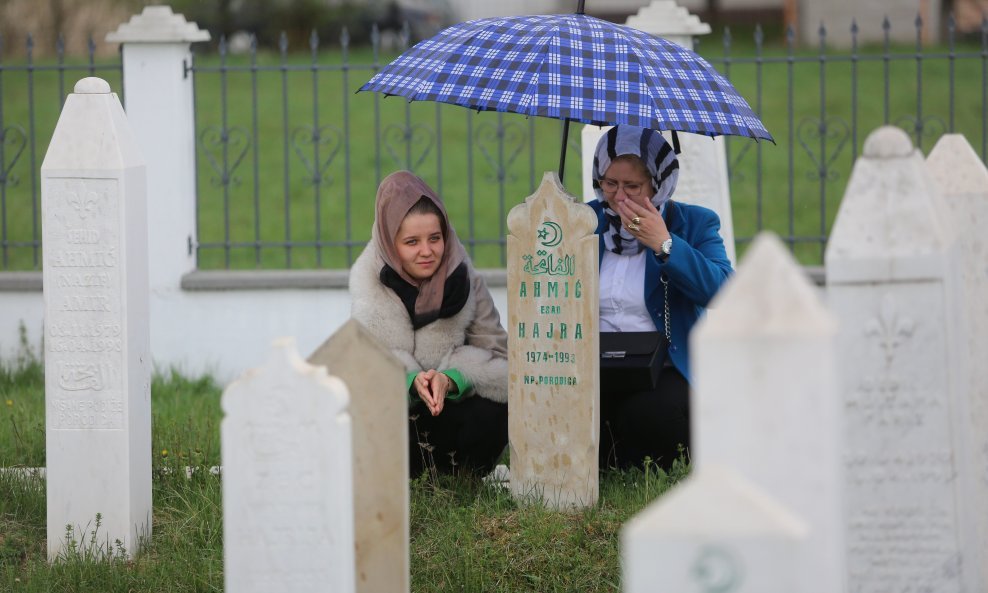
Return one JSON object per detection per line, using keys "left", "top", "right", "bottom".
{"left": 558, "top": 118, "right": 570, "bottom": 183}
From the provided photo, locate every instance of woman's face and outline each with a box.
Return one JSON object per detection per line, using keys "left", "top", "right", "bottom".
{"left": 601, "top": 158, "right": 655, "bottom": 209}
{"left": 394, "top": 212, "right": 445, "bottom": 282}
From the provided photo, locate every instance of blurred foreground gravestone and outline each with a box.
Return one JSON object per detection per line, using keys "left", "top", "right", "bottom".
{"left": 826, "top": 126, "right": 984, "bottom": 592}
{"left": 691, "top": 231, "right": 844, "bottom": 588}
{"left": 925, "top": 133, "right": 988, "bottom": 577}
{"left": 309, "top": 319, "right": 409, "bottom": 593}
{"left": 41, "top": 77, "right": 150, "bottom": 560}
{"left": 622, "top": 464, "right": 808, "bottom": 593}
{"left": 222, "top": 338, "right": 355, "bottom": 593}
{"left": 507, "top": 172, "right": 600, "bottom": 509}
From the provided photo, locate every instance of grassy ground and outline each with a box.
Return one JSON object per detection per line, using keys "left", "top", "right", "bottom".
{"left": 1, "top": 35, "right": 986, "bottom": 271}
{"left": 0, "top": 353, "right": 688, "bottom": 592}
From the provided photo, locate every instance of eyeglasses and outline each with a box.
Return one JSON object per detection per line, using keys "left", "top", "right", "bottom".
{"left": 599, "top": 178, "right": 651, "bottom": 198}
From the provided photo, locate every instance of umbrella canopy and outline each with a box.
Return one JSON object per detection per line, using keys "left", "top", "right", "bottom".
{"left": 361, "top": 13, "right": 773, "bottom": 146}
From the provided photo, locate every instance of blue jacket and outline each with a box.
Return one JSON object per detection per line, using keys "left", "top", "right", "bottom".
{"left": 589, "top": 199, "right": 733, "bottom": 383}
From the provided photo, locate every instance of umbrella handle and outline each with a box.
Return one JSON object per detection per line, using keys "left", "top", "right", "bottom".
{"left": 558, "top": 118, "right": 570, "bottom": 183}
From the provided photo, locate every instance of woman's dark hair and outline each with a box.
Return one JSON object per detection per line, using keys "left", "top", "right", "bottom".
{"left": 405, "top": 196, "right": 447, "bottom": 237}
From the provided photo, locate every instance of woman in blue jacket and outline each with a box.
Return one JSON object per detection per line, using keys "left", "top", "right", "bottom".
{"left": 590, "top": 125, "right": 733, "bottom": 471}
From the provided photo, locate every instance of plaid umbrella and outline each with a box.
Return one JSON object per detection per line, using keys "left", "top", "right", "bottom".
{"left": 360, "top": 12, "right": 772, "bottom": 179}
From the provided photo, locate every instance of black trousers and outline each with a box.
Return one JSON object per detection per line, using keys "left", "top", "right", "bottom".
{"left": 599, "top": 365, "right": 690, "bottom": 471}
{"left": 408, "top": 396, "right": 508, "bottom": 476}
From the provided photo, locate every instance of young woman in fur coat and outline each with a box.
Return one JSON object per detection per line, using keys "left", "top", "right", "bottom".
{"left": 349, "top": 171, "right": 509, "bottom": 476}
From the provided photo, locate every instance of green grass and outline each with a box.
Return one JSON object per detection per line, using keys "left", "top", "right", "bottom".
{"left": 2, "top": 35, "right": 986, "bottom": 271}
{"left": 0, "top": 350, "right": 689, "bottom": 592}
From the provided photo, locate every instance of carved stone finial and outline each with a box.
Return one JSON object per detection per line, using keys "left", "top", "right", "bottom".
{"left": 106, "top": 5, "right": 210, "bottom": 44}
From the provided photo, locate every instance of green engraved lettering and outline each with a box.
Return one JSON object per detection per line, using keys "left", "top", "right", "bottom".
{"left": 575, "top": 280, "right": 582, "bottom": 299}
{"left": 559, "top": 323, "right": 567, "bottom": 339}
{"left": 532, "top": 323, "right": 540, "bottom": 339}
{"left": 575, "top": 323, "right": 583, "bottom": 340}
{"left": 533, "top": 282, "right": 541, "bottom": 298}
{"left": 519, "top": 282, "right": 527, "bottom": 298}
{"left": 547, "top": 282, "right": 559, "bottom": 298}
{"left": 518, "top": 323, "right": 525, "bottom": 338}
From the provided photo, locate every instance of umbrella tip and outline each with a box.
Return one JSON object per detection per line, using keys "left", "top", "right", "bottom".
{"left": 671, "top": 130, "right": 681, "bottom": 154}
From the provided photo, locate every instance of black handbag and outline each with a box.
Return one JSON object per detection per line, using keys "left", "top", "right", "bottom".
{"left": 599, "top": 273, "right": 672, "bottom": 393}
{"left": 600, "top": 331, "right": 669, "bottom": 392}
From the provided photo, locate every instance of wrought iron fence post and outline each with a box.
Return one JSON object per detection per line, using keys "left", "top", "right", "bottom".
{"left": 106, "top": 6, "right": 209, "bottom": 289}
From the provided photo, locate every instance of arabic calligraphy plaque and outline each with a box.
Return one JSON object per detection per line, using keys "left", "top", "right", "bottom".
{"left": 507, "top": 172, "right": 600, "bottom": 509}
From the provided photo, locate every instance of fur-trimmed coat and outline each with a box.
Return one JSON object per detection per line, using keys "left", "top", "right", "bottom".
{"left": 349, "top": 240, "right": 509, "bottom": 403}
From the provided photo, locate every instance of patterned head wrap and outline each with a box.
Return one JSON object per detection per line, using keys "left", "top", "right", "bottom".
{"left": 592, "top": 125, "right": 680, "bottom": 255}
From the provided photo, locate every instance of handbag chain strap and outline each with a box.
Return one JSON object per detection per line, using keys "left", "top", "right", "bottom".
{"left": 661, "top": 275, "right": 671, "bottom": 342}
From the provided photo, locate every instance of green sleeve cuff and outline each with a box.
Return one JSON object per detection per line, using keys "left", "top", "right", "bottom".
{"left": 441, "top": 369, "right": 473, "bottom": 402}
{"left": 405, "top": 369, "right": 474, "bottom": 405}
{"left": 406, "top": 371, "right": 419, "bottom": 406}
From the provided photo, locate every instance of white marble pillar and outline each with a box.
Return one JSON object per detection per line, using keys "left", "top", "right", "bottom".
{"left": 622, "top": 464, "right": 808, "bottom": 593}
{"left": 106, "top": 7, "right": 208, "bottom": 360}
{"left": 222, "top": 338, "right": 355, "bottom": 593}
{"left": 926, "top": 133, "right": 988, "bottom": 583}
{"left": 827, "top": 126, "right": 980, "bottom": 593}
{"left": 691, "top": 231, "right": 844, "bottom": 591}
{"left": 41, "top": 77, "right": 150, "bottom": 559}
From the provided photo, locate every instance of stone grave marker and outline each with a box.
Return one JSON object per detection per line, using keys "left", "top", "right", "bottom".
{"left": 690, "top": 231, "right": 844, "bottom": 589}
{"left": 507, "top": 172, "right": 600, "bottom": 509}
{"left": 926, "top": 133, "right": 988, "bottom": 579}
{"left": 826, "top": 126, "right": 982, "bottom": 593}
{"left": 622, "top": 464, "right": 808, "bottom": 593}
{"left": 222, "top": 338, "right": 355, "bottom": 593}
{"left": 308, "top": 319, "right": 409, "bottom": 593}
{"left": 41, "top": 77, "right": 150, "bottom": 559}
{"left": 580, "top": 0, "right": 737, "bottom": 265}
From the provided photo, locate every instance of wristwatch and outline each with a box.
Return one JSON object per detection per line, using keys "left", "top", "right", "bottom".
{"left": 660, "top": 238, "right": 673, "bottom": 259}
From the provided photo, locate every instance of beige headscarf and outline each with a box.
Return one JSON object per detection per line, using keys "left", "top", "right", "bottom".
{"left": 374, "top": 170, "right": 467, "bottom": 318}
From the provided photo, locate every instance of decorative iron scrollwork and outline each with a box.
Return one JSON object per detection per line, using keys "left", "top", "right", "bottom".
{"left": 199, "top": 125, "right": 251, "bottom": 188}
{"left": 797, "top": 116, "right": 850, "bottom": 182}
{"left": 894, "top": 114, "right": 946, "bottom": 152}
{"left": 292, "top": 124, "right": 344, "bottom": 186}
{"left": 382, "top": 123, "right": 434, "bottom": 172}
{"left": 0, "top": 125, "right": 27, "bottom": 188}
{"left": 475, "top": 120, "right": 526, "bottom": 184}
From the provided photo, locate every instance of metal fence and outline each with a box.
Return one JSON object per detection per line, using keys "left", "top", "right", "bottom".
{"left": 1, "top": 15, "right": 987, "bottom": 272}
{"left": 0, "top": 35, "right": 122, "bottom": 271}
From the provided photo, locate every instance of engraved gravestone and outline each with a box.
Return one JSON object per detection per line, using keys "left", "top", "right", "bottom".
{"left": 507, "top": 172, "right": 600, "bottom": 509}
{"left": 622, "top": 464, "right": 808, "bottom": 593}
{"left": 690, "top": 232, "right": 844, "bottom": 590}
{"left": 926, "top": 134, "right": 988, "bottom": 582}
{"left": 222, "top": 338, "right": 355, "bottom": 593}
{"left": 308, "top": 319, "right": 409, "bottom": 593}
{"left": 41, "top": 77, "right": 150, "bottom": 559}
{"left": 827, "top": 126, "right": 980, "bottom": 593}
{"left": 580, "top": 1, "right": 736, "bottom": 265}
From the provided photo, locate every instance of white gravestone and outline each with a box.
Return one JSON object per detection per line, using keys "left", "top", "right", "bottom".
{"left": 827, "top": 126, "right": 982, "bottom": 593}
{"left": 308, "top": 319, "right": 409, "bottom": 593}
{"left": 622, "top": 464, "right": 808, "bottom": 593}
{"left": 926, "top": 133, "right": 988, "bottom": 581}
{"left": 580, "top": 1, "right": 737, "bottom": 266}
{"left": 222, "top": 338, "right": 355, "bottom": 593}
{"left": 41, "top": 77, "right": 151, "bottom": 560}
{"left": 507, "top": 172, "right": 600, "bottom": 509}
{"left": 691, "top": 231, "right": 844, "bottom": 590}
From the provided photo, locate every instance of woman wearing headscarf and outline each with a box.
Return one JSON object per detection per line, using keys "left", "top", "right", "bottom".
{"left": 589, "top": 125, "right": 733, "bottom": 471}
{"left": 349, "top": 170, "right": 509, "bottom": 476}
